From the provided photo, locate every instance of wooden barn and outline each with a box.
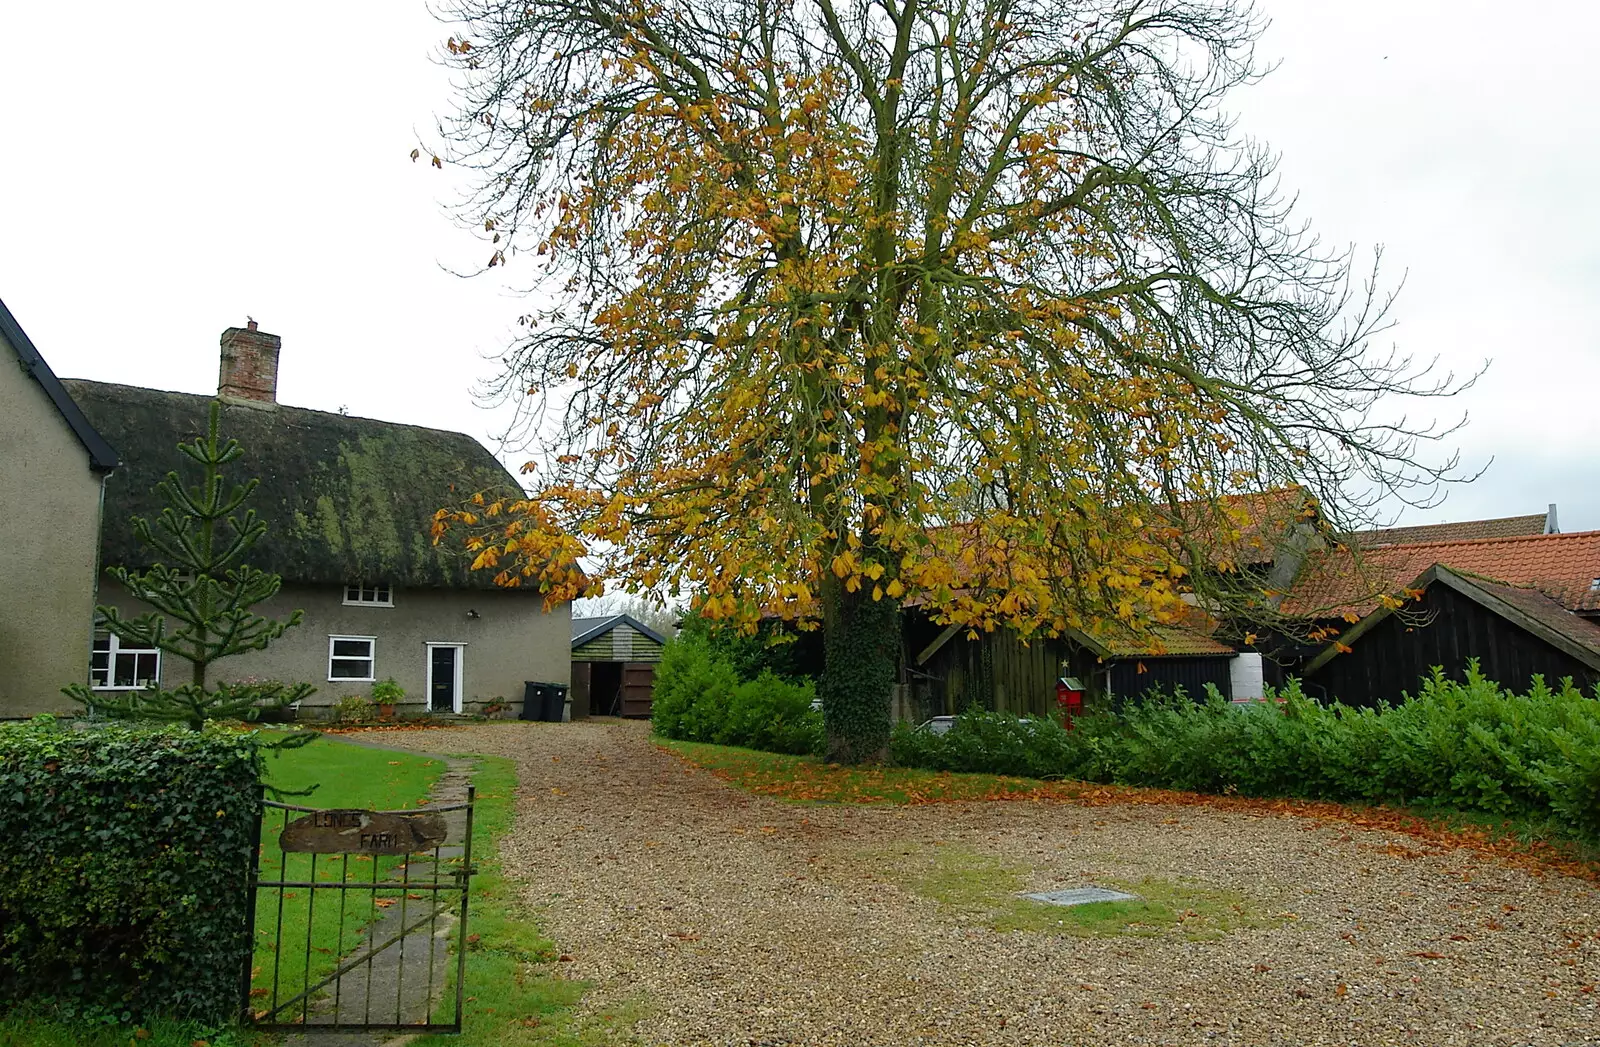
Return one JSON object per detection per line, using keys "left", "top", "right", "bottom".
{"left": 1301, "top": 564, "right": 1600, "bottom": 703}
{"left": 903, "top": 609, "right": 1251, "bottom": 721}
{"left": 570, "top": 615, "right": 668, "bottom": 718}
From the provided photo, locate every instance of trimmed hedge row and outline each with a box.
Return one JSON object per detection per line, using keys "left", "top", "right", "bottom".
{"left": 651, "top": 634, "right": 823, "bottom": 755}
{"left": 890, "top": 668, "right": 1600, "bottom": 838}
{"left": 0, "top": 718, "right": 263, "bottom": 1023}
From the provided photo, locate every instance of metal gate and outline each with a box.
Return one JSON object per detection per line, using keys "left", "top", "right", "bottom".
{"left": 243, "top": 787, "right": 475, "bottom": 1032}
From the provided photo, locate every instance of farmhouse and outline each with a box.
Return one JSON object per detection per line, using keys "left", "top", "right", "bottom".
{"left": 61, "top": 321, "right": 571, "bottom": 719}
{"left": 0, "top": 297, "right": 119, "bottom": 717}
{"left": 570, "top": 614, "right": 666, "bottom": 718}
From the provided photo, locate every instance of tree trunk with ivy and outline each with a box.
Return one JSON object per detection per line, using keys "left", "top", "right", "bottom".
{"left": 429, "top": 0, "right": 1472, "bottom": 763}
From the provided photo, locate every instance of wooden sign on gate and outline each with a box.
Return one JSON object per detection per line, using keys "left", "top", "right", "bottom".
{"left": 279, "top": 809, "right": 448, "bottom": 855}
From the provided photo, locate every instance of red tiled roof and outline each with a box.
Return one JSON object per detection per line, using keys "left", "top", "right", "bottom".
{"left": 1283, "top": 531, "right": 1600, "bottom": 618}
{"left": 1355, "top": 513, "right": 1549, "bottom": 547}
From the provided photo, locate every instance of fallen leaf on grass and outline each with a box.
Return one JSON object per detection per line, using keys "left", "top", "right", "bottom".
{"left": 407, "top": 892, "right": 424, "bottom": 899}
{"left": 374, "top": 898, "right": 397, "bottom": 908}
{"left": 250, "top": 988, "right": 268, "bottom": 998}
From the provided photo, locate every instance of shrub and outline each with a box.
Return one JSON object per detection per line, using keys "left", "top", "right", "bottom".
{"left": 720, "top": 673, "right": 824, "bottom": 755}
{"left": 652, "top": 635, "right": 823, "bottom": 754}
{"left": 0, "top": 717, "right": 263, "bottom": 1023}
{"left": 892, "top": 666, "right": 1600, "bottom": 839}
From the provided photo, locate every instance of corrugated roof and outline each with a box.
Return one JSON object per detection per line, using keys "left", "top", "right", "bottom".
{"left": 1355, "top": 513, "right": 1550, "bottom": 547}
{"left": 1283, "top": 531, "right": 1600, "bottom": 618}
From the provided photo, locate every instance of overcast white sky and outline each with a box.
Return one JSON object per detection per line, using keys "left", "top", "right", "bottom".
{"left": 2, "top": 1, "right": 1596, "bottom": 530}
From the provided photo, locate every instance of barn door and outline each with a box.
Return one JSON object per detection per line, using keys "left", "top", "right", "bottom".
{"left": 570, "top": 662, "right": 592, "bottom": 719}
{"left": 619, "top": 663, "right": 656, "bottom": 718}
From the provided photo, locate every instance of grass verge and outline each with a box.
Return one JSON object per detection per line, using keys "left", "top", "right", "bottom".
{"left": 882, "top": 845, "right": 1277, "bottom": 940}
{"left": 659, "top": 738, "right": 1093, "bottom": 804}
{"left": 409, "top": 754, "right": 644, "bottom": 1046}
{"left": 667, "top": 737, "right": 1600, "bottom": 882}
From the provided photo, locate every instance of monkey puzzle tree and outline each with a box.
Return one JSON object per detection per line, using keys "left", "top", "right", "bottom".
{"left": 429, "top": 0, "right": 1468, "bottom": 761}
{"left": 67, "top": 402, "right": 315, "bottom": 731}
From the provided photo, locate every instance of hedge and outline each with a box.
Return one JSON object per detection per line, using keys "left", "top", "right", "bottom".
{"left": 890, "top": 667, "right": 1600, "bottom": 839}
{"left": 0, "top": 717, "right": 263, "bottom": 1023}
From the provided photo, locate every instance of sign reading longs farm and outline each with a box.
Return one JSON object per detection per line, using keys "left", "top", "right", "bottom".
{"left": 278, "top": 808, "right": 448, "bottom": 855}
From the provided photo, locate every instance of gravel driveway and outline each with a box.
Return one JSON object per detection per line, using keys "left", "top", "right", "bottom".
{"left": 382, "top": 719, "right": 1599, "bottom": 1046}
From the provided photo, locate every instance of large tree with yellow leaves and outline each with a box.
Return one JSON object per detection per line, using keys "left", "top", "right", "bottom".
{"left": 431, "top": 0, "right": 1467, "bottom": 761}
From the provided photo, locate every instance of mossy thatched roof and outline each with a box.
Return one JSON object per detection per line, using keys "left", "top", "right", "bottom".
{"left": 63, "top": 380, "right": 525, "bottom": 590}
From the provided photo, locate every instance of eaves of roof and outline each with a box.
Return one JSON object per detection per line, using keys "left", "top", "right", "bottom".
{"left": 571, "top": 613, "right": 669, "bottom": 648}
{"left": 0, "top": 296, "right": 119, "bottom": 472}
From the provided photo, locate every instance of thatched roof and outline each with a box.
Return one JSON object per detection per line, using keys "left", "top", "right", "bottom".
{"left": 63, "top": 380, "right": 525, "bottom": 590}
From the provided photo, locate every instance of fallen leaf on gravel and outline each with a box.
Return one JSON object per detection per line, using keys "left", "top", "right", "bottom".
{"left": 666, "top": 931, "right": 701, "bottom": 941}
{"left": 1449, "top": 934, "right": 1471, "bottom": 941}
{"left": 558, "top": 953, "right": 575, "bottom": 961}
{"left": 1411, "top": 951, "right": 1448, "bottom": 960}
{"left": 1252, "top": 964, "right": 1271, "bottom": 973}
{"left": 1335, "top": 983, "right": 1347, "bottom": 997}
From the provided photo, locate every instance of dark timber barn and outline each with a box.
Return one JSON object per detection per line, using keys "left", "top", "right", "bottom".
{"left": 1302, "top": 564, "right": 1600, "bottom": 702}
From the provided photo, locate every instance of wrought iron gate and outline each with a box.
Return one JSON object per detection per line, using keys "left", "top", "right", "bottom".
{"left": 243, "top": 786, "right": 475, "bottom": 1032}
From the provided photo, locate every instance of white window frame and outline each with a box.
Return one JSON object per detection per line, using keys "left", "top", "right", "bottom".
{"left": 91, "top": 631, "right": 161, "bottom": 691}
{"left": 328, "top": 635, "right": 377, "bottom": 682}
{"left": 425, "top": 642, "right": 467, "bottom": 715}
{"left": 343, "top": 582, "right": 394, "bottom": 607}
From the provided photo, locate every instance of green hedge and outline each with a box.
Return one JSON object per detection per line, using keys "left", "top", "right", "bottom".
{"left": 651, "top": 634, "right": 823, "bottom": 755}
{"left": 0, "top": 718, "right": 263, "bottom": 1024}
{"left": 891, "top": 666, "right": 1600, "bottom": 839}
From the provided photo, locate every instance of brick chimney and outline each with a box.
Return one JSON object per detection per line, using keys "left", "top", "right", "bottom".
{"left": 218, "top": 319, "right": 281, "bottom": 406}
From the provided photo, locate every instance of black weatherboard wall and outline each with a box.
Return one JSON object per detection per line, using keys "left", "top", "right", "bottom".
{"left": 1307, "top": 582, "right": 1600, "bottom": 704}
{"left": 1107, "top": 657, "right": 1233, "bottom": 704}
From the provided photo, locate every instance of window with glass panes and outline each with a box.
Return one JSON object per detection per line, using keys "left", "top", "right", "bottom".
{"left": 91, "top": 632, "right": 161, "bottom": 690}
{"left": 343, "top": 583, "right": 393, "bottom": 606}
{"left": 327, "top": 636, "right": 376, "bottom": 680}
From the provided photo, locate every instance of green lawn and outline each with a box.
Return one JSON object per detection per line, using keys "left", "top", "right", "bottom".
{"left": 249, "top": 734, "right": 445, "bottom": 1022}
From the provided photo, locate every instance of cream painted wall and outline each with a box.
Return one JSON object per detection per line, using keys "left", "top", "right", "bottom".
{"left": 94, "top": 579, "right": 571, "bottom": 719}
{"left": 0, "top": 332, "right": 105, "bottom": 717}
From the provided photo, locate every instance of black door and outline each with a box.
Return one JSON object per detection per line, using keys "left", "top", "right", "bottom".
{"left": 430, "top": 646, "right": 457, "bottom": 712}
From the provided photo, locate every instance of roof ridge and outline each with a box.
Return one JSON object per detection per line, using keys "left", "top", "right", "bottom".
{"left": 1364, "top": 529, "right": 1600, "bottom": 552}
{"left": 61, "top": 377, "right": 496, "bottom": 445}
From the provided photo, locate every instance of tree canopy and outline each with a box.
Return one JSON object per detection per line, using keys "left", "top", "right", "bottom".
{"left": 430, "top": 0, "right": 1469, "bottom": 759}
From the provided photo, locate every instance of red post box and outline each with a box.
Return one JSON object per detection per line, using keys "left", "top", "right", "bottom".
{"left": 1055, "top": 676, "right": 1085, "bottom": 727}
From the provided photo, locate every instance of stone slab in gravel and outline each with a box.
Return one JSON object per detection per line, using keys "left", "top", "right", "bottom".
{"left": 376, "top": 719, "right": 1600, "bottom": 1046}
